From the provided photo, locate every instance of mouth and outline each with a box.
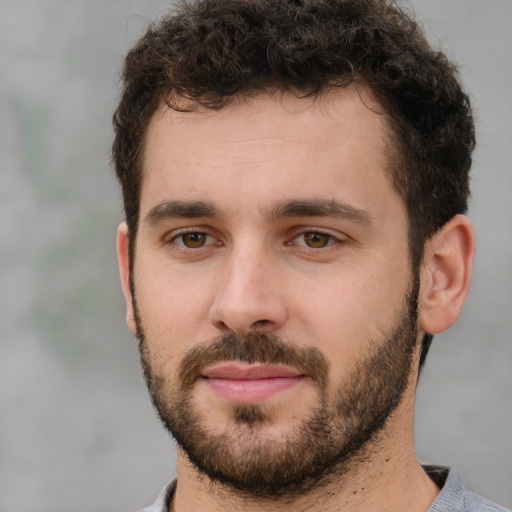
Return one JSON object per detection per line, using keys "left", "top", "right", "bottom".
{"left": 201, "top": 363, "right": 306, "bottom": 403}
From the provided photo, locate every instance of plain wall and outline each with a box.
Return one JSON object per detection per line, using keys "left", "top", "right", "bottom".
{"left": 1, "top": 0, "right": 510, "bottom": 510}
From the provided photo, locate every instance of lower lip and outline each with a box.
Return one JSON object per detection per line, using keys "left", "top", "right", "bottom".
{"left": 203, "top": 376, "right": 304, "bottom": 403}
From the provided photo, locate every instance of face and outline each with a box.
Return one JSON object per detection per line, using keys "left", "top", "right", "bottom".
{"left": 119, "top": 89, "right": 421, "bottom": 497}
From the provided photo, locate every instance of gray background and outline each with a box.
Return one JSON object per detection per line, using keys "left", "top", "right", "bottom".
{"left": 1, "top": 1, "right": 510, "bottom": 510}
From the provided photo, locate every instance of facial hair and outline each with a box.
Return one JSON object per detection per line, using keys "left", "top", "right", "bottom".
{"left": 134, "top": 281, "right": 419, "bottom": 499}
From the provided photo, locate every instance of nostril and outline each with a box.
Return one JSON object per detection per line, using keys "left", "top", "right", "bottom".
{"left": 252, "top": 319, "right": 270, "bottom": 327}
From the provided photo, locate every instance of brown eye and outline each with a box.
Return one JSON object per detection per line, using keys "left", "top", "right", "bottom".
{"left": 181, "top": 232, "right": 208, "bottom": 248}
{"left": 303, "top": 232, "right": 332, "bottom": 248}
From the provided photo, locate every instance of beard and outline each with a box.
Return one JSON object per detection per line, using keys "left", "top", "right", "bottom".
{"left": 134, "top": 279, "right": 420, "bottom": 499}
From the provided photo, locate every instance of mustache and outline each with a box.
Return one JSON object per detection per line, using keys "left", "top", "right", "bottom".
{"left": 179, "top": 332, "right": 329, "bottom": 390}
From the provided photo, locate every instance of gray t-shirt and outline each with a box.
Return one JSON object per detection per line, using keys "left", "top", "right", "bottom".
{"left": 140, "top": 466, "right": 509, "bottom": 512}
{"left": 423, "top": 466, "right": 508, "bottom": 512}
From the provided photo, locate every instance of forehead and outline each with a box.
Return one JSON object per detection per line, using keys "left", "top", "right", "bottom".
{"left": 145, "top": 87, "right": 391, "bottom": 150}
{"left": 140, "top": 87, "right": 398, "bottom": 218}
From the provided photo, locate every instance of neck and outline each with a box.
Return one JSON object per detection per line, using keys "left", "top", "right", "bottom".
{"left": 171, "top": 417, "right": 439, "bottom": 512}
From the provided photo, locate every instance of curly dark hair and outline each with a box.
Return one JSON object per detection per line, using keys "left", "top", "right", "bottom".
{"left": 112, "top": 0, "right": 475, "bottom": 365}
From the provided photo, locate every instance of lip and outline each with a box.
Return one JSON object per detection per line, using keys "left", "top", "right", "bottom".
{"left": 201, "top": 363, "right": 305, "bottom": 403}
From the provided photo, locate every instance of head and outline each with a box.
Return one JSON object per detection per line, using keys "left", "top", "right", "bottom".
{"left": 113, "top": 0, "right": 474, "bottom": 266}
{"left": 112, "top": 0, "right": 475, "bottom": 498}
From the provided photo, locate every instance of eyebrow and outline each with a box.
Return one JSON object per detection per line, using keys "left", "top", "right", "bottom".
{"left": 270, "top": 199, "right": 373, "bottom": 225}
{"left": 144, "top": 198, "right": 373, "bottom": 226}
{"left": 144, "top": 200, "right": 220, "bottom": 225}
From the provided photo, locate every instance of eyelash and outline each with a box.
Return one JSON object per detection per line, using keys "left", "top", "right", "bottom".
{"left": 166, "top": 228, "right": 343, "bottom": 254}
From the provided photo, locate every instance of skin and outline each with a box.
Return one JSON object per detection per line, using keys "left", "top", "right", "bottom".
{"left": 117, "top": 88, "right": 475, "bottom": 512}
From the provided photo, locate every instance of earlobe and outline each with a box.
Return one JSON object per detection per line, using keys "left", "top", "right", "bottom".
{"left": 418, "top": 215, "right": 475, "bottom": 335}
{"left": 117, "top": 222, "right": 137, "bottom": 335}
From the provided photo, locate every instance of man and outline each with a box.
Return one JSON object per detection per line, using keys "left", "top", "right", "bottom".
{"left": 112, "top": 1, "right": 508, "bottom": 511}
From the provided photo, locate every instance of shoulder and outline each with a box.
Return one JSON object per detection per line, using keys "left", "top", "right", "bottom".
{"left": 138, "top": 480, "right": 176, "bottom": 512}
{"left": 464, "top": 491, "right": 510, "bottom": 512}
{"left": 424, "top": 465, "right": 509, "bottom": 512}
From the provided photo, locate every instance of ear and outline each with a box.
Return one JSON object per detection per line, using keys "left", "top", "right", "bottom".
{"left": 418, "top": 214, "right": 475, "bottom": 334}
{"left": 117, "top": 222, "right": 137, "bottom": 335}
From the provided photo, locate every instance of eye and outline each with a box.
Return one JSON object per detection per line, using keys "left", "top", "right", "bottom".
{"left": 294, "top": 231, "right": 337, "bottom": 249}
{"left": 173, "top": 232, "right": 214, "bottom": 249}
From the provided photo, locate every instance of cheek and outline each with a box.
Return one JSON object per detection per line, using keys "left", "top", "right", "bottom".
{"left": 133, "top": 258, "right": 217, "bottom": 352}
{"left": 291, "top": 258, "right": 411, "bottom": 366}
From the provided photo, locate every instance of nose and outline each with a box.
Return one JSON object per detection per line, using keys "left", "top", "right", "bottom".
{"left": 209, "top": 246, "right": 287, "bottom": 335}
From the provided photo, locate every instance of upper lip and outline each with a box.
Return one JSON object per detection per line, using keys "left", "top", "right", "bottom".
{"left": 202, "top": 363, "right": 303, "bottom": 380}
